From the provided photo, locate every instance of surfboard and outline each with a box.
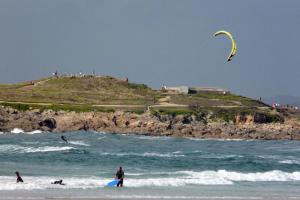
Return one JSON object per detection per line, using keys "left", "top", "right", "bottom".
{"left": 106, "top": 179, "right": 119, "bottom": 187}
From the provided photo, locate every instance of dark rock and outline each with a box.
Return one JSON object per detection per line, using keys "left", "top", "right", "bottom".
{"left": 12, "top": 110, "right": 18, "bottom": 114}
{"left": 253, "top": 113, "right": 267, "bottom": 123}
{"left": 166, "top": 121, "right": 172, "bottom": 130}
{"left": 195, "top": 112, "right": 207, "bottom": 124}
{"left": 39, "top": 118, "right": 56, "bottom": 129}
{"left": 79, "top": 123, "right": 89, "bottom": 131}
{"left": 182, "top": 115, "right": 193, "bottom": 124}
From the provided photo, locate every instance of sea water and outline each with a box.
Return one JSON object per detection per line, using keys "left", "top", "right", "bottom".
{"left": 0, "top": 131, "right": 300, "bottom": 199}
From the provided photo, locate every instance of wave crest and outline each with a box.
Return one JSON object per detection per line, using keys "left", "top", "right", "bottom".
{"left": 1, "top": 170, "right": 300, "bottom": 190}
{"left": 9, "top": 128, "right": 42, "bottom": 134}
{"left": 68, "top": 141, "right": 90, "bottom": 146}
{"left": 0, "top": 144, "right": 74, "bottom": 153}
{"left": 100, "top": 152, "right": 185, "bottom": 158}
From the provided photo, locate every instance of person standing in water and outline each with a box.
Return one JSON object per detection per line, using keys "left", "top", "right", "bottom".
{"left": 61, "top": 135, "right": 68, "bottom": 143}
{"left": 15, "top": 171, "right": 23, "bottom": 183}
{"left": 116, "top": 166, "right": 124, "bottom": 187}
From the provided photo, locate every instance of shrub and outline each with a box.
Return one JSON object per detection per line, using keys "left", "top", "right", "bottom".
{"left": 1, "top": 103, "right": 30, "bottom": 111}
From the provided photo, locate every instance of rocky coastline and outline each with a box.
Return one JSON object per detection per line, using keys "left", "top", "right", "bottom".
{"left": 1, "top": 107, "right": 300, "bottom": 140}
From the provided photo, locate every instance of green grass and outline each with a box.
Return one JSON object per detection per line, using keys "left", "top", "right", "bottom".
{"left": 0, "top": 76, "right": 267, "bottom": 108}
{"left": 0, "top": 76, "right": 158, "bottom": 105}
{"left": 264, "top": 112, "right": 284, "bottom": 123}
{"left": 0, "top": 75, "right": 277, "bottom": 122}
{"left": 0, "top": 102, "right": 115, "bottom": 113}
{"left": 188, "top": 92, "right": 267, "bottom": 107}
{"left": 0, "top": 102, "right": 30, "bottom": 111}
{"left": 124, "top": 108, "right": 145, "bottom": 114}
{"left": 151, "top": 107, "right": 194, "bottom": 116}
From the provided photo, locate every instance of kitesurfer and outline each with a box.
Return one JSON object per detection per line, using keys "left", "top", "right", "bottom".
{"left": 61, "top": 135, "right": 68, "bottom": 143}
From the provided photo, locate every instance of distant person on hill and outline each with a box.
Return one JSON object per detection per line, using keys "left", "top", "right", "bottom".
{"left": 15, "top": 171, "right": 23, "bottom": 183}
{"left": 112, "top": 116, "right": 118, "bottom": 126}
{"left": 61, "top": 135, "right": 68, "bottom": 143}
{"left": 116, "top": 166, "right": 124, "bottom": 187}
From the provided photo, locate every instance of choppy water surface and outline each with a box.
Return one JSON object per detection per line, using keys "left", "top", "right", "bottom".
{"left": 0, "top": 131, "right": 300, "bottom": 199}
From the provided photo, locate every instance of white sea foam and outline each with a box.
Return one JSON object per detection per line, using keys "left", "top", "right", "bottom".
{"left": 97, "top": 136, "right": 106, "bottom": 140}
{"left": 91, "top": 131, "right": 107, "bottom": 134}
{"left": 172, "top": 151, "right": 183, "bottom": 154}
{"left": 68, "top": 140, "right": 90, "bottom": 146}
{"left": 207, "top": 170, "right": 300, "bottom": 182}
{"left": 0, "top": 144, "right": 74, "bottom": 153}
{"left": 10, "top": 128, "right": 24, "bottom": 134}
{"left": 186, "top": 138, "right": 244, "bottom": 141}
{"left": 22, "top": 146, "right": 74, "bottom": 153}
{"left": 1, "top": 170, "right": 300, "bottom": 190}
{"left": 9, "top": 128, "right": 43, "bottom": 134}
{"left": 201, "top": 154, "right": 244, "bottom": 159}
{"left": 26, "top": 130, "right": 43, "bottom": 134}
{"left": 135, "top": 135, "right": 171, "bottom": 140}
{"left": 279, "top": 160, "right": 300, "bottom": 165}
{"left": 100, "top": 152, "right": 185, "bottom": 158}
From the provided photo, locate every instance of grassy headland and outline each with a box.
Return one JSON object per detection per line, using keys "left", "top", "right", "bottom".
{"left": 0, "top": 75, "right": 281, "bottom": 122}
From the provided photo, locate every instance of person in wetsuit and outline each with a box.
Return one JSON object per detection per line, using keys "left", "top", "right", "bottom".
{"left": 51, "top": 180, "right": 65, "bottom": 185}
{"left": 116, "top": 166, "right": 124, "bottom": 187}
{"left": 61, "top": 135, "right": 68, "bottom": 143}
{"left": 15, "top": 171, "right": 23, "bottom": 183}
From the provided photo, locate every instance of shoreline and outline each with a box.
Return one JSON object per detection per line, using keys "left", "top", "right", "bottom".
{"left": 1, "top": 107, "right": 300, "bottom": 140}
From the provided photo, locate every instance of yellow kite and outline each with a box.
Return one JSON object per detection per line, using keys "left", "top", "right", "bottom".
{"left": 214, "top": 30, "right": 237, "bottom": 62}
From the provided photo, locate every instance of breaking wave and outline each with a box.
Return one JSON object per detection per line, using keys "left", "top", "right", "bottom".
{"left": 68, "top": 140, "right": 90, "bottom": 146}
{"left": 1, "top": 170, "right": 300, "bottom": 190}
{"left": 0, "top": 144, "right": 74, "bottom": 153}
{"left": 99, "top": 152, "right": 185, "bottom": 158}
{"left": 10, "top": 128, "right": 24, "bottom": 134}
{"left": 26, "top": 130, "right": 43, "bottom": 134}
{"left": 134, "top": 135, "right": 171, "bottom": 140}
{"left": 279, "top": 160, "right": 300, "bottom": 165}
{"left": 9, "top": 128, "right": 42, "bottom": 134}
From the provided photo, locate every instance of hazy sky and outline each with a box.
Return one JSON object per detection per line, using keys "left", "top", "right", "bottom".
{"left": 0, "top": 0, "right": 299, "bottom": 98}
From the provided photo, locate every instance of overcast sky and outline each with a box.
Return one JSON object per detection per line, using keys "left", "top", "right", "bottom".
{"left": 0, "top": 0, "right": 299, "bottom": 98}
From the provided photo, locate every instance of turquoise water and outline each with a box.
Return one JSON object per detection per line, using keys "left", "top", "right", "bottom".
{"left": 0, "top": 131, "right": 300, "bottom": 199}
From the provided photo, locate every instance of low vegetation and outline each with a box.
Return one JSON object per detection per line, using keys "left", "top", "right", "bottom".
{"left": 0, "top": 102, "right": 115, "bottom": 113}
{"left": 0, "top": 75, "right": 284, "bottom": 123}
{"left": 0, "top": 76, "right": 157, "bottom": 105}
{"left": 151, "top": 107, "right": 193, "bottom": 116}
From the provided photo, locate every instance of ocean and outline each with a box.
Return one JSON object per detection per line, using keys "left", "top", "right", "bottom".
{"left": 0, "top": 130, "right": 300, "bottom": 200}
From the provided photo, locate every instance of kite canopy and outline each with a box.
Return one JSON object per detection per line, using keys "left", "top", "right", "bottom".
{"left": 214, "top": 30, "right": 237, "bottom": 62}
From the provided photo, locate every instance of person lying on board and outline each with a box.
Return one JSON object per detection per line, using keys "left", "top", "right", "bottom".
{"left": 51, "top": 180, "right": 65, "bottom": 185}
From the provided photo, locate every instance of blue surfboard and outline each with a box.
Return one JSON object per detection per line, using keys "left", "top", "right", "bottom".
{"left": 106, "top": 179, "right": 119, "bottom": 187}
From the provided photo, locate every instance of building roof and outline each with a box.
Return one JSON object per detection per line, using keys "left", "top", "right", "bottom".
{"left": 189, "top": 87, "right": 229, "bottom": 92}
